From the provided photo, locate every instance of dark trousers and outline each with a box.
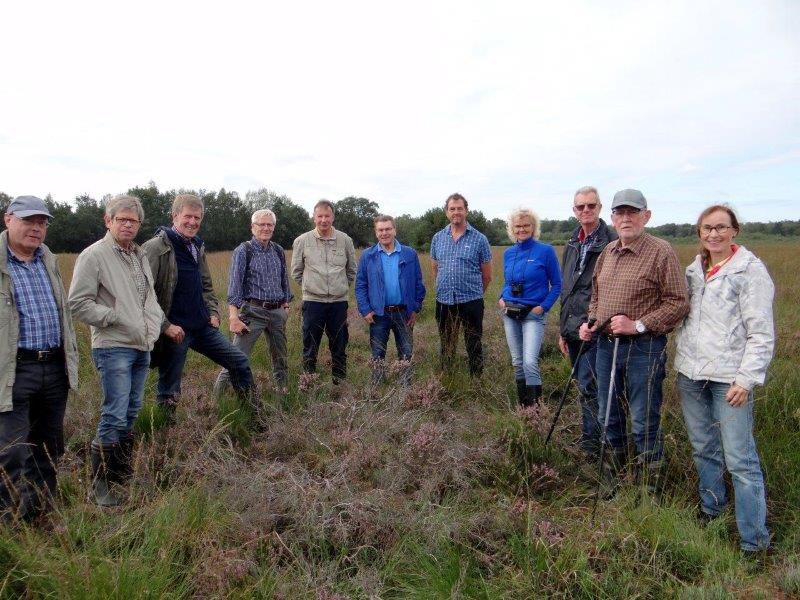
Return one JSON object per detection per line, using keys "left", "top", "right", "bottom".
{"left": 435, "top": 299, "right": 484, "bottom": 376}
{"left": 566, "top": 338, "right": 601, "bottom": 455}
{"left": 0, "top": 358, "right": 69, "bottom": 521}
{"left": 302, "top": 301, "right": 349, "bottom": 381}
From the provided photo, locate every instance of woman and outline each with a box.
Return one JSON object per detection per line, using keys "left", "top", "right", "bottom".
{"left": 674, "top": 204, "right": 774, "bottom": 555}
{"left": 499, "top": 208, "right": 562, "bottom": 406}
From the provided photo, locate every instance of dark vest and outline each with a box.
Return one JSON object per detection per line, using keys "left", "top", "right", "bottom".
{"left": 165, "top": 229, "right": 210, "bottom": 330}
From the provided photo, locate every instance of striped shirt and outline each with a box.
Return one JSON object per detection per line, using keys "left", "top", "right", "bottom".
{"left": 227, "top": 238, "right": 290, "bottom": 308}
{"left": 113, "top": 241, "right": 148, "bottom": 307}
{"left": 430, "top": 223, "right": 492, "bottom": 304}
{"left": 588, "top": 233, "right": 689, "bottom": 335}
{"left": 7, "top": 247, "right": 62, "bottom": 349}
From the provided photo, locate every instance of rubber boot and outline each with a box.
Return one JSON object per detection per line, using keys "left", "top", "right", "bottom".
{"left": 111, "top": 431, "right": 135, "bottom": 485}
{"left": 515, "top": 379, "right": 527, "bottom": 406}
{"left": 529, "top": 385, "right": 542, "bottom": 404}
{"left": 89, "top": 441, "right": 123, "bottom": 507}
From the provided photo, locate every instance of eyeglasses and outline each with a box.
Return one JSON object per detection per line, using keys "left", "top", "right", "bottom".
{"left": 611, "top": 207, "right": 642, "bottom": 217}
{"left": 114, "top": 217, "right": 140, "bottom": 226}
{"left": 253, "top": 222, "right": 275, "bottom": 229}
{"left": 573, "top": 203, "right": 598, "bottom": 212}
{"left": 19, "top": 216, "right": 49, "bottom": 228}
{"left": 700, "top": 224, "right": 735, "bottom": 235}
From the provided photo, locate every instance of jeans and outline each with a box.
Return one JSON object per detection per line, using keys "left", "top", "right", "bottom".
{"left": 677, "top": 373, "right": 770, "bottom": 551}
{"left": 502, "top": 311, "right": 546, "bottom": 386}
{"left": 435, "top": 299, "right": 484, "bottom": 376}
{"left": 0, "top": 357, "right": 69, "bottom": 521}
{"left": 215, "top": 304, "right": 288, "bottom": 393}
{"left": 158, "top": 323, "right": 253, "bottom": 398}
{"left": 369, "top": 311, "right": 413, "bottom": 361}
{"left": 596, "top": 334, "right": 666, "bottom": 463}
{"left": 567, "top": 338, "right": 601, "bottom": 454}
{"left": 302, "top": 301, "right": 349, "bottom": 381}
{"left": 91, "top": 347, "right": 150, "bottom": 444}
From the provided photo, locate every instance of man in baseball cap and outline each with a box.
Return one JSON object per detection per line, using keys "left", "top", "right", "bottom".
{"left": 0, "top": 195, "right": 79, "bottom": 522}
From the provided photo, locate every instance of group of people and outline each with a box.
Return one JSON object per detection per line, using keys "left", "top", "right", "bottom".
{"left": 0, "top": 188, "right": 775, "bottom": 555}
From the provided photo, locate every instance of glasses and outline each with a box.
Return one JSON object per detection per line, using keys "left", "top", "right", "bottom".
{"left": 611, "top": 207, "right": 642, "bottom": 217}
{"left": 19, "top": 216, "right": 49, "bottom": 228}
{"left": 253, "top": 222, "right": 275, "bottom": 229}
{"left": 114, "top": 217, "right": 140, "bottom": 226}
{"left": 573, "top": 203, "right": 598, "bottom": 212}
{"left": 700, "top": 224, "right": 735, "bottom": 235}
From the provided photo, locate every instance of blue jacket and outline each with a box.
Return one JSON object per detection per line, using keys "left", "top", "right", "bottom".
{"left": 355, "top": 241, "right": 426, "bottom": 319}
{"left": 500, "top": 238, "right": 562, "bottom": 311}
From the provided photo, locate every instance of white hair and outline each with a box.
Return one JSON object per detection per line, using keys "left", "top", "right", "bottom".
{"left": 251, "top": 209, "right": 276, "bottom": 224}
{"left": 506, "top": 207, "right": 541, "bottom": 241}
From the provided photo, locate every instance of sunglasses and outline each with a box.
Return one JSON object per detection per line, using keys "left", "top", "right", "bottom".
{"left": 573, "top": 203, "right": 598, "bottom": 212}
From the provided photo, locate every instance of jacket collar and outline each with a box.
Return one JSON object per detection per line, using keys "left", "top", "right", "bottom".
{"left": 689, "top": 245, "right": 755, "bottom": 281}
{"left": 0, "top": 230, "right": 54, "bottom": 274}
{"left": 569, "top": 219, "right": 615, "bottom": 247}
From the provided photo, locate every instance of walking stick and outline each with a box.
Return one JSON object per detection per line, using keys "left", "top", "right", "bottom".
{"left": 545, "top": 316, "right": 613, "bottom": 446}
{"left": 591, "top": 333, "right": 621, "bottom": 523}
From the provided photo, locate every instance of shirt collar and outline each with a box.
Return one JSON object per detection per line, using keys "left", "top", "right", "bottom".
{"left": 578, "top": 223, "right": 600, "bottom": 243}
{"left": 314, "top": 227, "right": 337, "bottom": 240}
{"left": 445, "top": 223, "right": 472, "bottom": 236}
{"left": 171, "top": 226, "right": 196, "bottom": 245}
{"left": 612, "top": 232, "right": 648, "bottom": 255}
{"left": 379, "top": 240, "right": 401, "bottom": 255}
{"left": 250, "top": 237, "right": 272, "bottom": 250}
{"left": 7, "top": 245, "right": 43, "bottom": 264}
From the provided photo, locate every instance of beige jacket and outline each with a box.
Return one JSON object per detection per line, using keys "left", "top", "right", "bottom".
{"left": 68, "top": 232, "right": 164, "bottom": 351}
{"left": 0, "top": 231, "right": 79, "bottom": 412}
{"left": 291, "top": 228, "right": 356, "bottom": 302}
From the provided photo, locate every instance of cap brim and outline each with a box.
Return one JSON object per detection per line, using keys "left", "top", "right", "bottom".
{"left": 12, "top": 209, "right": 53, "bottom": 218}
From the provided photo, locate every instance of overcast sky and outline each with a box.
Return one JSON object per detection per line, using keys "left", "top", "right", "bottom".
{"left": 2, "top": 1, "right": 798, "bottom": 225}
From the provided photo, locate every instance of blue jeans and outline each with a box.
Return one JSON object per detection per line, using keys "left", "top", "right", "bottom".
{"left": 157, "top": 324, "right": 253, "bottom": 398}
{"left": 567, "top": 338, "right": 601, "bottom": 454}
{"left": 502, "top": 312, "right": 546, "bottom": 386}
{"left": 677, "top": 373, "right": 770, "bottom": 551}
{"left": 91, "top": 348, "right": 150, "bottom": 444}
{"left": 369, "top": 311, "right": 413, "bottom": 361}
{"left": 596, "top": 334, "right": 666, "bottom": 462}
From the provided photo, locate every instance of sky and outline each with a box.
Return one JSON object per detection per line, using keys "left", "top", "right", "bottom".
{"left": 1, "top": 1, "right": 798, "bottom": 226}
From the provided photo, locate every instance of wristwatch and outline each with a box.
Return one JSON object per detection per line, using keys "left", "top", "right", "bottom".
{"left": 635, "top": 319, "right": 647, "bottom": 334}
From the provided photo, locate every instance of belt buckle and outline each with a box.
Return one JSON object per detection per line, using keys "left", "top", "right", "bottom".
{"left": 37, "top": 350, "right": 51, "bottom": 361}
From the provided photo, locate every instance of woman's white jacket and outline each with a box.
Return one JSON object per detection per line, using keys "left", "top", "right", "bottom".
{"left": 674, "top": 246, "right": 774, "bottom": 391}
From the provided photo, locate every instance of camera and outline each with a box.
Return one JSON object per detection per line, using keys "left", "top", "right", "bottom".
{"left": 511, "top": 282, "right": 524, "bottom": 297}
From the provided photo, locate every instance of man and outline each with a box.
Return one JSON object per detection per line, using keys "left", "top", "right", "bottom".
{"left": 142, "top": 194, "right": 254, "bottom": 420}
{"left": 580, "top": 189, "right": 689, "bottom": 495}
{"left": 430, "top": 193, "right": 492, "bottom": 377}
{"left": 0, "top": 196, "right": 78, "bottom": 522}
{"left": 558, "top": 186, "right": 617, "bottom": 459}
{"left": 355, "top": 214, "right": 426, "bottom": 387}
{"left": 214, "top": 209, "right": 291, "bottom": 396}
{"left": 69, "top": 194, "right": 164, "bottom": 506}
{"left": 291, "top": 200, "right": 356, "bottom": 384}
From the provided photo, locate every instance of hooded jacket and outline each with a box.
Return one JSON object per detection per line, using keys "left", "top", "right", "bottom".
{"left": 674, "top": 246, "right": 775, "bottom": 391}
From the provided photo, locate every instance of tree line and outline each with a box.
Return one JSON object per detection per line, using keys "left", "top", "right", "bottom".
{"left": 1, "top": 184, "right": 798, "bottom": 253}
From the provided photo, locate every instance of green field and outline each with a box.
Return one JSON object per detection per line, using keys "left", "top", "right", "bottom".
{"left": 1, "top": 241, "right": 798, "bottom": 598}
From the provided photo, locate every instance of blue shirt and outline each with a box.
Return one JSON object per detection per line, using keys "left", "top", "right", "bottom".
{"left": 379, "top": 242, "right": 402, "bottom": 306}
{"left": 7, "top": 247, "right": 62, "bottom": 349}
{"left": 500, "top": 238, "right": 562, "bottom": 311}
{"left": 227, "top": 239, "right": 290, "bottom": 307}
{"left": 430, "top": 224, "right": 492, "bottom": 304}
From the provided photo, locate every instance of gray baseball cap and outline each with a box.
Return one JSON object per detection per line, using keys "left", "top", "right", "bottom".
{"left": 611, "top": 189, "right": 647, "bottom": 210}
{"left": 7, "top": 196, "right": 53, "bottom": 219}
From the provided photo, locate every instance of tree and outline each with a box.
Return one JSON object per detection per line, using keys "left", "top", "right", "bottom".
{"left": 271, "top": 198, "right": 311, "bottom": 248}
{"left": 333, "top": 196, "right": 380, "bottom": 248}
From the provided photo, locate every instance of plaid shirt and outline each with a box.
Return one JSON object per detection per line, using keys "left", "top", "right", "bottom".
{"left": 7, "top": 247, "right": 62, "bottom": 349}
{"left": 113, "top": 241, "right": 148, "bottom": 307}
{"left": 588, "top": 233, "right": 689, "bottom": 334}
{"left": 228, "top": 239, "right": 290, "bottom": 307}
{"left": 430, "top": 223, "right": 492, "bottom": 304}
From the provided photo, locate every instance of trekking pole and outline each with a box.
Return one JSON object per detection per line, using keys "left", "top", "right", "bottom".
{"left": 545, "top": 316, "right": 613, "bottom": 446}
{"left": 591, "top": 332, "right": 622, "bottom": 523}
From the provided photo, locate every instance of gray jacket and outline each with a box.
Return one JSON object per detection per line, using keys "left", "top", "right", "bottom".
{"left": 291, "top": 228, "right": 356, "bottom": 302}
{"left": 674, "top": 246, "right": 775, "bottom": 391}
{"left": 0, "top": 231, "right": 79, "bottom": 412}
{"left": 68, "top": 232, "right": 164, "bottom": 351}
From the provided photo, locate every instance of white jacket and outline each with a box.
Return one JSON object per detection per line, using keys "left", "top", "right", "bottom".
{"left": 674, "top": 246, "right": 774, "bottom": 391}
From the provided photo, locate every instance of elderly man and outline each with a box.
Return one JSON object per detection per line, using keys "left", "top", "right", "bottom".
{"left": 430, "top": 193, "right": 492, "bottom": 377}
{"left": 142, "top": 194, "right": 254, "bottom": 420}
{"left": 355, "top": 214, "right": 426, "bottom": 387}
{"left": 214, "top": 209, "right": 291, "bottom": 397}
{"left": 580, "top": 189, "right": 689, "bottom": 496}
{"left": 291, "top": 200, "right": 356, "bottom": 385}
{"left": 0, "top": 196, "right": 78, "bottom": 522}
{"left": 69, "top": 194, "right": 164, "bottom": 506}
{"left": 558, "top": 186, "right": 617, "bottom": 459}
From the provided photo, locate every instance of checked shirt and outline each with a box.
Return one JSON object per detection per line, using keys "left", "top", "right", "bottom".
{"left": 7, "top": 247, "right": 62, "bottom": 349}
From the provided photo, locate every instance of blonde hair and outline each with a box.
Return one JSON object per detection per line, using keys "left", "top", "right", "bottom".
{"left": 506, "top": 207, "right": 541, "bottom": 241}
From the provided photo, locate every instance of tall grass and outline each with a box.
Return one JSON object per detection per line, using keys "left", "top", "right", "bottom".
{"left": 1, "top": 241, "right": 797, "bottom": 598}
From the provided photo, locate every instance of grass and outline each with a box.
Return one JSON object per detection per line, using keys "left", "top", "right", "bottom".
{"left": 1, "top": 240, "right": 798, "bottom": 598}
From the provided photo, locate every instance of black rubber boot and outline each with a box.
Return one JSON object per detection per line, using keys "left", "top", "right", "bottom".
{"left": 530, "top": 385, "right": 542, "bottom": 404}
{"left": 111, "top": 431, "right": 135, "bottom": 485}
{"left": 89, "top": 441, "right": 123, "bottom": 507}
{"left": 515, "top": 379, "right": 527, "bottom": 405}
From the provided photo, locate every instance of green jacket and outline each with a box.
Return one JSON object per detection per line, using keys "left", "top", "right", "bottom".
{"left": 0, "top": 231, "right": 79, "bottom": 412}
{"left": 141, "top": 228, "right": 220, "bottom": 330}
{"left": 68, "top": 232, "right": 164, "bottom": 350}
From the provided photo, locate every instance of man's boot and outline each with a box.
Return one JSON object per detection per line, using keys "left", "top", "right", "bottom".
{"left": 111, "top": 431, "right": 135, "bottom": 485}
{"left": 515, "top": 379, "right": 527, "bottom": 406}
{"left": 529, "top": 385, "right": 542, "bottom": 404}
{"left": 89, "top": 441, "right": 123, "bottom": 507}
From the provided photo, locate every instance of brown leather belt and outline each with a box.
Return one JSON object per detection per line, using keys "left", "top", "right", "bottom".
{"left": 246, "top": 298, "right": 283, "bottom": 310}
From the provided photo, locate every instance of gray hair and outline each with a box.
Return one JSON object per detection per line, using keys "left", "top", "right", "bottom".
{"left": 506, "top": 207, "right": 541, "bottom": 241}
{"left": 171, "top": 193, "right": 204, "bottom": 217}
{"left": 574, "top": 186, "right": 600, "bottom": 202}
{"left": 313, "top": 199, "right": 335, "bottom": 215}
{"left": 252, "top": 208, "right": 276, "bottom": 224}
{"left": 105, "top": 194, "right": 144, "bottom": 222}
{"left": 373, "top": 214, "right": 395, "bottom": 226}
